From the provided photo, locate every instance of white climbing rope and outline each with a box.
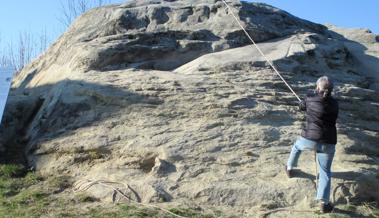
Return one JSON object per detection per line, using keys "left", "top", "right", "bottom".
{"left": 221, "top": 0, "right": 321, "bottom": 195}
{"left": 73, "top": 179, "right": 187, "bottom": 218}
{"left": 221, "top": 0, "right": 301, "bottom": 102}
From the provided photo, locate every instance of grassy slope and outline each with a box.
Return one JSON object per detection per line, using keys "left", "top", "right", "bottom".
{"left": 0, "top": 164, "right": 377, "bottom": 218}
{"left": 0, "top": 164, "right": 219, "bottom": 218}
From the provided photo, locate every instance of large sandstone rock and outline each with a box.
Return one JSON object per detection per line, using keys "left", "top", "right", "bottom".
{"left": 12, "top": 0, "right": 325, "bottom": 89}
{"left": 2, "top": 0, "right": 379, "bottom": 217}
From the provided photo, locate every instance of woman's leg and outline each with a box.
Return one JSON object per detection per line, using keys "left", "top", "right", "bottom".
{"left": 287, "top": 137, "right": 317, "bottom": 170}
{"left": 316, "top": 144, "right": 335, "bottom": 202}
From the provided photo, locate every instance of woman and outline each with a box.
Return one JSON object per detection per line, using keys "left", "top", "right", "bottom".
{"left": 285, "top": 76, "right": 339, "bottom": 213}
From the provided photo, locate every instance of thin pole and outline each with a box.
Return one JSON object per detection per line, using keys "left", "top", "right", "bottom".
{"left": 221, "top": 0, "right": 301, "bottom": 102}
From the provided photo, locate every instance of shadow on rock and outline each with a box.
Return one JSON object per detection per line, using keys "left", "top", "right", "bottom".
{"left": 292, "top": 169, "right": 316, "bottom": 180}
{"left": 0, "top": 79, "right": 163, "bottom": 166}
{"left": 330, "top": 207, "right": 367, "bottom": 218}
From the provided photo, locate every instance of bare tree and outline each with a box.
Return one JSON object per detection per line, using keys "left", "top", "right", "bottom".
{"left": 7, "top": 32, "right": 34, "bottom": 72}
{"left": 1, "top": 0, "right": 122, "bottom": 72}
{"left": 58, "top": 0, "right": 115, "bottom": 28}
{"left": 37, "top": 28, "right": 49, "bottom": 57}
{"left": 0, "top": 30, "right": 49, "bottom": 72}
{"left": 0, "top": 33, "right": 3, "bottom": 67}
{"left": 0, "top": 33, "right": 7, "bottom": 68}
{"left": 0, "top": 32, "right": 14, "bottom": 69}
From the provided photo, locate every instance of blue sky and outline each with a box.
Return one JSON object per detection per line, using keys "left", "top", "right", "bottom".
{"left": 0, "top": 0, "right": 378, "bottom": 48}
{"left": 0, "top": 0, "right": 123, "bottom": 47}
{"left": 0, "top": 0, "right": 62, "bottom": 45}
{"left": 249, "top": 0, "right": 379, "bottom": 34}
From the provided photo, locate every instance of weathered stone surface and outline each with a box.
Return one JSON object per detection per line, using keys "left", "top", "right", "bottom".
{"left": 2, "top": 0, "right": 379, "bottom": 217}
{"left": 12, "top": 0, "right": 325, "bottom": 90}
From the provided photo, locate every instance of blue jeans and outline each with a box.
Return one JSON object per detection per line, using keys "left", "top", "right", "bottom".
{"left": 286, "top": 136, "right": 335, "bottom": 202}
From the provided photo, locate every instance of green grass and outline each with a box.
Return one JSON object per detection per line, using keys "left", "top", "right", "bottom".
{"left": 0, "top": 164, "right": 25, "bottom": 177}
{"left": 0, "top": 164, "right": 47, "bottom": 218}
{"left": 83, "top": 204, "right": 219, "bottom": 218}
{"left": 373, "top": 210, "right": 379, "bottom": 218}
{"left": 323, "top": 203, "right": 379, "bottom": 218}
{"left": 75, "top": 193, "right": 99, "bottom": 203}
{"left": 85, "top": 205, "right": 218, "bottom": 218}
{"left": 0, "top": 164, "right": 377, "bottom": 218}
{"left": 169, "top": 208, "right": 217, "bottom": 218}
{"left": 327, "top": 214, "right": 349, "bottom": 218}
{"left": 88, "top": 204, "right": 161, "bottom": 218}
{"left": 0, "top": 163, "right": 219, "bottom": 218}
{"left": 46, "top": 175, "right": 72, "bottom": 193}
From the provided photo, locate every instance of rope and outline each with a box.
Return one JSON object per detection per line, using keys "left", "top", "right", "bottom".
{"left": 221, "top": 0, "right": 321, "bottom": 200}
{"left": 73, "top": 179, "right": 187, "bottom": 218}
{"left": 221, "top": 0, "right": 301, "bottom": 102}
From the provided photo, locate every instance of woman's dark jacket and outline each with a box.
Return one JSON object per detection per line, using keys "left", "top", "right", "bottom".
{"left": 299, "top": 90, "right": 339, "bottom": 144}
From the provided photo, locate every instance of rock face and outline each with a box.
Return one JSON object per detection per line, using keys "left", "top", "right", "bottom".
{"left": 2, "top": 0, "right": 379, "bottom": 217}
{"left": 13, "top": 0, "right": 325, "bottom": 88}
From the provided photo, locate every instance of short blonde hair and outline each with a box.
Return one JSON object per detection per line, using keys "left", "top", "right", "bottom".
{"left": 317, "top": 76, "right": 333, "bottom": 97}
